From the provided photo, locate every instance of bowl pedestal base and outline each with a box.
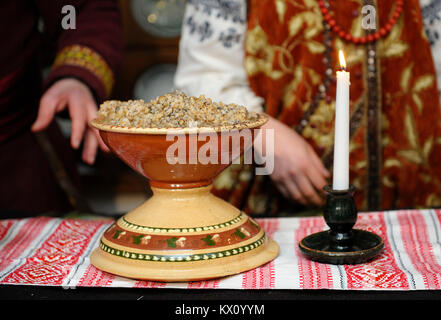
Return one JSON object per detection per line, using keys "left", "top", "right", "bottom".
{"left": 90, "top": 185, "right": 279, "bottom": 282}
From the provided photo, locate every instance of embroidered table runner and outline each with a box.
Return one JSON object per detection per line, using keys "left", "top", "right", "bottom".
{"left": 1, "top": 209, "right": 441, "bottom": 290}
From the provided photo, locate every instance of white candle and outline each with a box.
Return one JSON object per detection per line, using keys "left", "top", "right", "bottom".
{"left": 332, "top": 50, "right": 350, "bottom": 190}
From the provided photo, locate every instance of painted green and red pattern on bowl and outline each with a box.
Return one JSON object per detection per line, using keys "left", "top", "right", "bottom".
{"left": 102, "top": 213, "right": 261, "bottom": 251}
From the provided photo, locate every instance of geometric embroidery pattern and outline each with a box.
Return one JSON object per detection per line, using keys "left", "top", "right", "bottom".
{"left": 1, "top": 210, "right": 441, "bottom": 289}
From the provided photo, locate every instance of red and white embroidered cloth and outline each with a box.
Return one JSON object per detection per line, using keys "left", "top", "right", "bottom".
{"left": 1, "top": 209, "right": 441, "bottom": 290}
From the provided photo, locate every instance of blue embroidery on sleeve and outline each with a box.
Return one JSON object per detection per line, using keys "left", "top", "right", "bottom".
{"left": 421, "top": 0, "right": 441, "bottom": 45}
{"left": 219, "top": 28, "right": 242, "bottom": 48}
{"left": 186, "top": 16, "right": 214, "bottom": 42}
{"left": 188, "top": 0, "right": 245, "bottom": 24}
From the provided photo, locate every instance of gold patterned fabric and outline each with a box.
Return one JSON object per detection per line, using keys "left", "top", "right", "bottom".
{"left": 212, "top": 0, "right": 441, "bottom": 215}
{"left": 52, "top": 45, "right": 115, "bottom": 97}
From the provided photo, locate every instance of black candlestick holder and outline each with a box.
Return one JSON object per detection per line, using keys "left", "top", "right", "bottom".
{"left": 299, "top": 185, "right": 384, "bottom": 265}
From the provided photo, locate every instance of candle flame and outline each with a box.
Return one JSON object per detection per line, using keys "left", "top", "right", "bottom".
{"left": 339, "top": 50, "right": 346, "bottom": 70}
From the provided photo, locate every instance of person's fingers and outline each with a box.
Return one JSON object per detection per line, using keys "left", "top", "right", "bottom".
{"left": 294, "top": 173, "right": 324, "bottom": 206}
{"left": 82, "top": 129, "right": 98, "bottom": 164}
{"left": 308, "top": 146, "right": 330, "bottom": 178}
{"left": 31, "top": 94, "right": 64, "bottom": 132}
{"left": 284, "top": 178, "right": 307, "bottom": 205}
{"left": 85, "top": 103, "right": 109, "bottom": 152}
{"left": 305, "top": 164, "right": 328, "bottom": 196}
{"left": 276, "top": 183, "right": 291, "bottom": 199}
{"left": 92, "top": 127, "right": 109, "bottom": 152}
{"left": 68, "top": 95, "right": 87, "bottom": 149}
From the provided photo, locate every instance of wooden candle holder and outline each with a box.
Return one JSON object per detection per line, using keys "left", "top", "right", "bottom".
{"left": 299, "top": 185, "right": 384, "bottom": 265}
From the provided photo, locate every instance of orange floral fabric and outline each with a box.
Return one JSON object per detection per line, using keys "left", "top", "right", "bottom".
{"left": 213, "top": 0, "right": 441, "bottom": 214}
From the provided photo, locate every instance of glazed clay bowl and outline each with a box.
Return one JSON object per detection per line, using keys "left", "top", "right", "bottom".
{"left": 90, "top": 115, "right": 267, "bottom": 189}
{"left": 89, "top": 114, "right": 279, "bottom": 281}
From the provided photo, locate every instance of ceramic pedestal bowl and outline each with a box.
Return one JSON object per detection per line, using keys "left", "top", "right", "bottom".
{"left": 89, "top": 114, "right": 279, "bottom": 281}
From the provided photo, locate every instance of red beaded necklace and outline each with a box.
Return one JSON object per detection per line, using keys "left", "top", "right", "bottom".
{"left": 318, "top": 0, "right": 404, "bottom": 44}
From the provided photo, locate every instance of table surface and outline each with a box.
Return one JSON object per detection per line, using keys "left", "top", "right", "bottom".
{"left": 1, "top": 209, "right": 441, "bottom": 298}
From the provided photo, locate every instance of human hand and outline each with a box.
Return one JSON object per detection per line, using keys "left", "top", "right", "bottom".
{"left": 262, "top": 116, "right": 330, "bottom": 206}
{"left": 31, "top": 77, "right": 109, "bottom": 164}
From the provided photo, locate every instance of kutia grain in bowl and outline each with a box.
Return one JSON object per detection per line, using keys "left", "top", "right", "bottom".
{"left": 96, "top": 91, "right": 260, "bottom": 129}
